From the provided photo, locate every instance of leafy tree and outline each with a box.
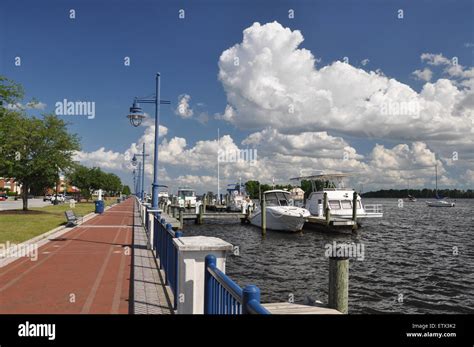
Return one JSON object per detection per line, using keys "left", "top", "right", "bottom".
{"left": 0, "top": 111, "right": 81, "bottom": 210}
{"left": 122, "top": 185, "right": 131, "bottom": 195}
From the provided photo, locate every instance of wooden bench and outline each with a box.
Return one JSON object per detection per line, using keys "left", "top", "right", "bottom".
{"left": 64, "top": 210, "right": 83, "bottom": 227}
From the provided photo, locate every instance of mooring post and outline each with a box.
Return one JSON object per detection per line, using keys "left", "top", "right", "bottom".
{"left": 261, "top": 197, "right": 266, "bottom": 236}
{"left": 352, "top": 191, "right": 358, "bottom": 231}
{"left": 179, "top": 208, "right": 184, "bottom": 229}
{"left": 172, "top": 205, "right": 177, "bottom": 218}
{"left": 198, "top": 204, "right": 204, "bottom": 225}
{"left": 328, "top": 253, "right": 349, "bottom": 314}
{"left": 324, "top": 192, "right": 330, "bottom": 225}
{"left": 203, "top": 194, "right": 207, "bottom": 213}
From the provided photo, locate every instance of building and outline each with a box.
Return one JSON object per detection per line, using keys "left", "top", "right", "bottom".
{"left": 0, "top": 178, "right": 21, "bottom": 194}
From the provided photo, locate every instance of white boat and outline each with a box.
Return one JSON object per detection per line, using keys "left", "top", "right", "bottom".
{"left": 226, "top": 182, "right": 254, "bottom": 212}
{"left": 407, "top": 194, "right": 417, "bottom": 202}
{"left": 425, "top": 164, "right": 455, "bottom": 207}
{"left": 290, "top": 173, "right": 383, "bottom": 222}
{"left": 426, "top": 200, "right": 455, "bottom": 207}
{"left": 249, "top": 190, "right": 310, "bottom": 232}
{"left": 177, "top": 187, "right": 197, "bottom": 208}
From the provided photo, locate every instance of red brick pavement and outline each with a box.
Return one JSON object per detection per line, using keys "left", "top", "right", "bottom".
{"left": 0, "top": 199, "right": 134, "bottom": 314}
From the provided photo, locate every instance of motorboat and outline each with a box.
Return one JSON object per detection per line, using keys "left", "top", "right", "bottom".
{"left": 177, "top": 187, "right": 197, "bottom": 208}
{"left": 249, "top": 190, "right": 310, "bottom": 232}
{"left": 226, "top": 182, "right": 254, "bottom": 212}
{"left": 290, "top": 173, "right": 383, "bottom": 222}
{"left": 407, "top": 194, "right": 417, "bottom": 202}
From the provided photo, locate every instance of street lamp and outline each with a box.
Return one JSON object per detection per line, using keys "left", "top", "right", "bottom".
{"left": 132, "top": 143, "right": 148, "bottom": 201}
{"left": 127, "top": 73, "right": 170, "bottom": 209}
{"left": 127, "top": 100, "right": 145, "bottom": 127}
{"left": 132, "top": 169, "right": 136, "bottom": 196}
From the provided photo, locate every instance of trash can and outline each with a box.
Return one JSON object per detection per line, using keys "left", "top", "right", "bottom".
{"left": 95, "top": 200, "right": 105, "bottom": 214}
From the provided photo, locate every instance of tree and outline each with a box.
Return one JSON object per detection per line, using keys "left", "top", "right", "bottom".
{"left": 0, "top": 109, "right": 81, "bottom": 210}
{"left": 68, "top": 165, "right": 93, "bottom": 200}
{"left": 122, "top": 185, "right": 131, "bottom": 195}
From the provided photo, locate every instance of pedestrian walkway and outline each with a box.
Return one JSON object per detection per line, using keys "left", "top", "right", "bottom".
{"left": 0, "top": 200, "right": 134, "bottom": 314}
{"left": 132, "top": 201, "right": 173, "bottom": 314}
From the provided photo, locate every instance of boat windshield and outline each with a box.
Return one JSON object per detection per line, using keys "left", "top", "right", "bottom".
{"left": 265, "top": 192, "right": 291, "bottom": 206}
{"left": 178, "top": 190, "right": 195, "bottom": 198}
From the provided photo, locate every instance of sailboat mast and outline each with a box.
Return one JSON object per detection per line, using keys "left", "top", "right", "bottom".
{"left": 217, "top": 128, "right": 220, "bottom": 204}
{"left": 435, "top": 164, "right": 438, "bottom": 192}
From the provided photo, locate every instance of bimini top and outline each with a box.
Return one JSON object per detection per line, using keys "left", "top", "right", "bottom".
{"left": 290, "top": 173, "right": 350, "bottom": 182}
{"left": 178, "top": 187, "right": 195, "bottom": 191}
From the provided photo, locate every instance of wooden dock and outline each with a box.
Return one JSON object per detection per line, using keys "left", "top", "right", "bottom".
{"left": 262, "top": 303, "right": 341, "bottom": 314}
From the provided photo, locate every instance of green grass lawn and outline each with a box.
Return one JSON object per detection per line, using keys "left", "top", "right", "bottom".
{"left": 0, "top": 199, "right": 116, "bottom": 244}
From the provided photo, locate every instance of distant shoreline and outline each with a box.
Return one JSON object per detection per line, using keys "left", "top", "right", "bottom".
{"left": 361, "top": 189, "right": 473, "bottom": 199}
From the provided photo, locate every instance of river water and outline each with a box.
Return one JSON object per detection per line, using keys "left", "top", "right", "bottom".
{"left": 182, "top": 198, "right": 474, "bottom": 314}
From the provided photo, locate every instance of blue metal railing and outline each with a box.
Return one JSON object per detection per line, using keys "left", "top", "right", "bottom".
{"left": 152, "top": 214, "right": 182, "bottom": 309}
{"left": 204, "top": 254, "right": 270, "bottom": 315}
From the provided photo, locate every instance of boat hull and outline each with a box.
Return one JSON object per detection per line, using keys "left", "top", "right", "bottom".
{"left": 426, "top": 201, "right": 455, "bottom": 207}
{"left": 249, "top": 207, "right": 308, "bottom": 232}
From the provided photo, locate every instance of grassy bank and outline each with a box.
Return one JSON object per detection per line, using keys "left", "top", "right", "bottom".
{"left": 0, "top": 199, "right": 116, "bottom": 244}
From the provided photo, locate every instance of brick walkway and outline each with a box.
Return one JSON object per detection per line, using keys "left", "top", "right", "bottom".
{"left": 0, "top": 200, "right": 134, "bottom": 314}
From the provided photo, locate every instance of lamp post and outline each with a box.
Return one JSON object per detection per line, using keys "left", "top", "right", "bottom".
{"left": 132, "top": 143, "right": 149, "bottom": 201}
{"left": 132, "top": 169, "right": 136, "bottom": 196}
{"left": 127, "top": 73, "right": 170, "bottom": 209}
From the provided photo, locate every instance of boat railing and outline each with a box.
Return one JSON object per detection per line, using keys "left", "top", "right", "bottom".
{"left": 363, "top": 204, "right": 383, "bottom": 214}
{"left": 204, "top": 254, "right": 270, "bottom": 314}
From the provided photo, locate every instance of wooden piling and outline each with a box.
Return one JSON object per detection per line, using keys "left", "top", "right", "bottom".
{"left": 172, "top": 205, "right": 177, "bottom": 218}
{"left": 197, "top": 204, "right": 204, "bottom": 225}
{"left": 352, "top": 191, "right": 358, "bottom": 231}
{"left": 203, "top": 194, "right": 207, "bottom": 213}
{"left": 261, "top": 197, "right": 266, "bottom": 236}
{"left": 179, "top": 208, "right": 184, "bottom": 229}
{"left": 324, "top": 192, "right": 330, "bottom": 225}
{"left": 328, "top": 255, "right": 349, "bottom": 314}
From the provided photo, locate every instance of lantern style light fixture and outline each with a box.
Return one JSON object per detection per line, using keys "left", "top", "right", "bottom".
{"left": 127, "top": 100, "right": 145, "bottom": 127}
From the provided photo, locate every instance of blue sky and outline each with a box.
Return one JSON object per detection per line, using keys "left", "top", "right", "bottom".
{"left": 1, "top": 0, "right": 473, "bottom": 192}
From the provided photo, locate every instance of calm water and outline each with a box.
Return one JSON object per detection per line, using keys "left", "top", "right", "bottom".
{"left": 183, "top": 198, "right": 474, "bottom": 314}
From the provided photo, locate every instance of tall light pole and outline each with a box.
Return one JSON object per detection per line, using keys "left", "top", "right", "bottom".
{"left": 132, "top": 169, "right": 136, "bottom": 196}
{"left": 127, "top": 73, "right": 170, "bottom": 209}
{"left": 132, "top": 143, "right": 148, "bottom": 201}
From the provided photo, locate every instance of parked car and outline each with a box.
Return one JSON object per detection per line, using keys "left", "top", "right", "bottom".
{"left": 0, "top": 194, "right": 8, "bottom": 201}
{"left": 44, "top": 194, "right": 52, "bottom": 201}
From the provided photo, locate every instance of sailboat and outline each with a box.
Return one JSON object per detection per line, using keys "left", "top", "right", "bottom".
{"left": 426, "top": 165, "right": 455, "bottom": 207}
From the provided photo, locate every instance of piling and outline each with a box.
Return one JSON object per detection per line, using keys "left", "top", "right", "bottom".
{"left": 324, "top": 192, "right": 330, "bottom": 225}
{"left": 261, "top": 198, "right": 266, "bottom": 236}
{"left": 179, "top": 208, "right": 184, "bottom": 229}
{"left": 203, "top": 194, "right": 207, "bottom": 213}
{"left": 172, "top": 205, "right": 177, "bottom": 218}
{"left": 197, "top": 204, "right": 204, "bottom": 225}
{"left": 328, "top": 253, "right": 349, "bottom": 314}
{"left": 352, "top": 191, "right": 358, "bottom": 231}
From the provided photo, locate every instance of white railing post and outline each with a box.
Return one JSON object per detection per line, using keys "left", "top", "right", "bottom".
{"left": 172, "top": 236, "right": 233, "bottom": 314}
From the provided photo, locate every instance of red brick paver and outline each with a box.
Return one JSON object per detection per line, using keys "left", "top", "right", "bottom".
{"left": 0, "top": 199, "right": 134, "bottom": 314}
